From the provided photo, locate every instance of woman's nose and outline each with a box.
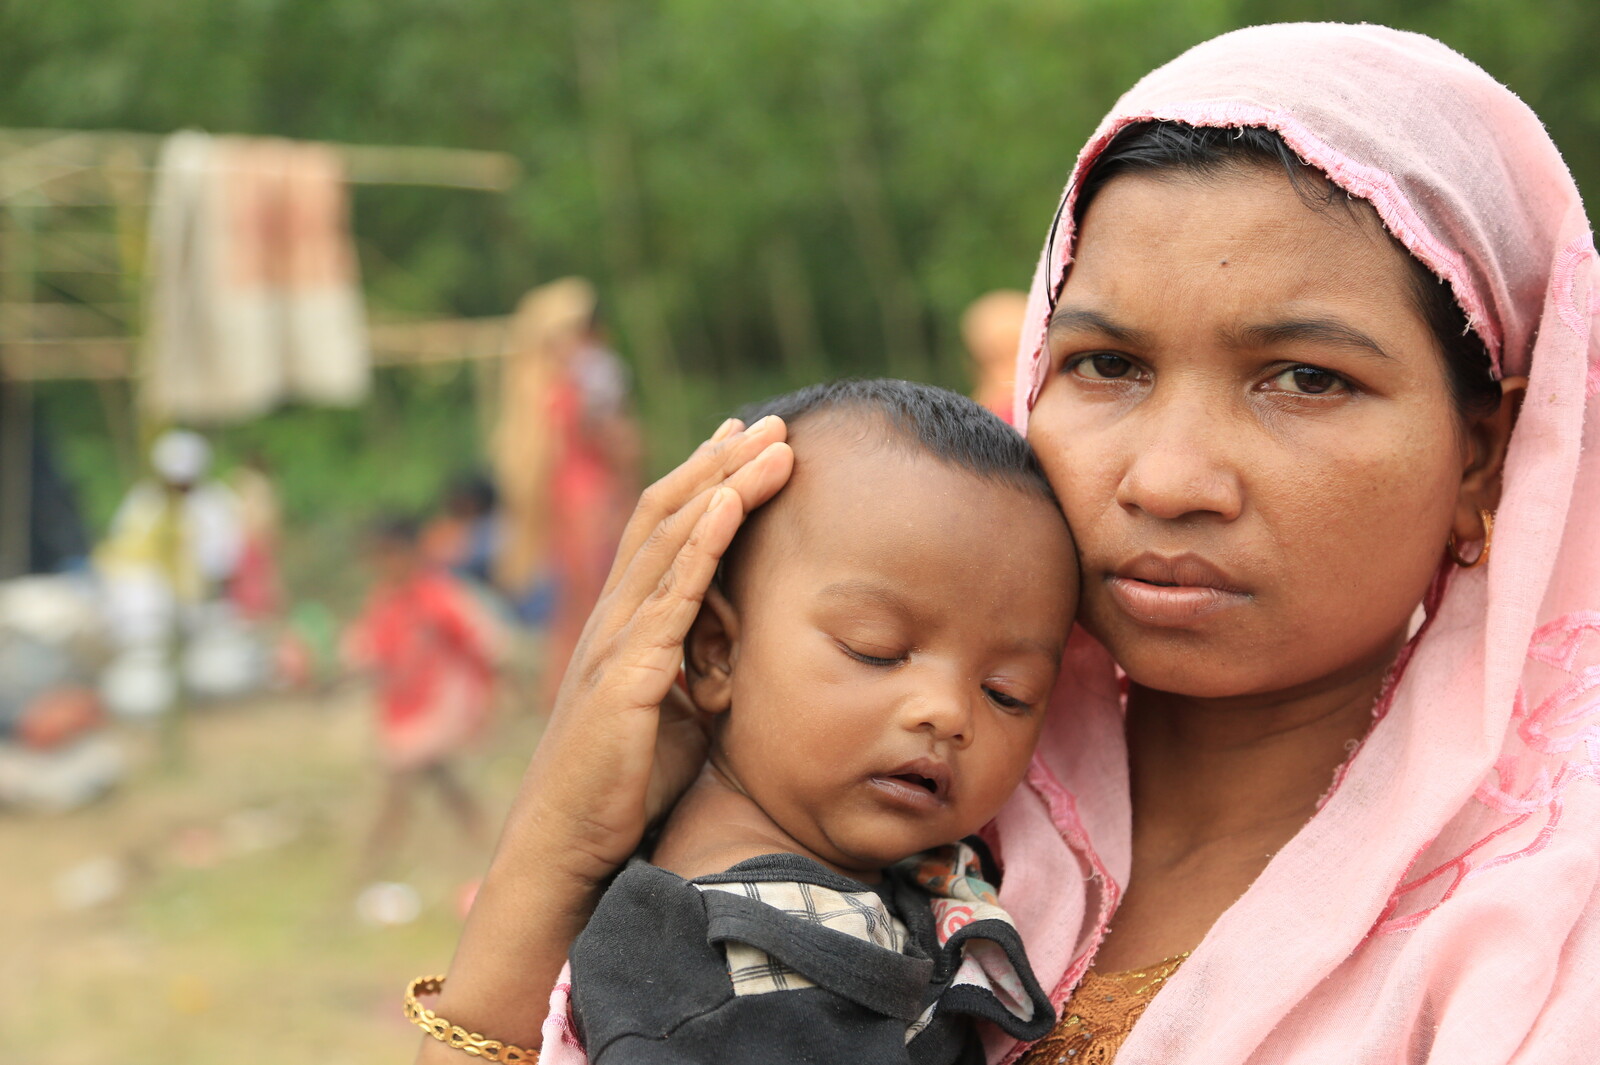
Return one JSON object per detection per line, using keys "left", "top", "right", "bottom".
{"left": 1115, "top": 394, "right": 1243, "bottom": 522}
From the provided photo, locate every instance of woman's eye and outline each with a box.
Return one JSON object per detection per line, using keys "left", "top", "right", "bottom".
{"left": 840, "top": 643, "right": 904, "bottom": 667}
{"left": 1267, "top": 364, "right": 1349, "bottom": 396}
{"left": 983, "top": 686, "right": 1030, "bottom": 713}
{"left": 1069, "top": 353, "right": 1136, "bottom": 380}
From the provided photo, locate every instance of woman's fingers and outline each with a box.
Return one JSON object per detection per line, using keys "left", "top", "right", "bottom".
{"left": 514, "top": 432, "right": 779, "bottom": 886}
{"left": 603, "top": 416, "right": 788, "bottom": 597}
{"left": 589, "top": 484, "right": 744, "bottom": 698}
{"left": 603, "top": 441, "right": 791, "bottom": 626}
{"left": 554, "top": 427, "right": 794, "bottom": 710}
{"left": 634, "top": 484, "right": 745, "bottom": 642}
{"left": 630, "top": 480, "right": 743, "bottom": 664}
{"left": 557, "top": 478, "right": 743, "bottom": 710}
{"left": 720, "top": 438, "right": 795, "bottom": 513}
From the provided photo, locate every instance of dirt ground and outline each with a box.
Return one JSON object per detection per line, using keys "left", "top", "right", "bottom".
{"left": 0, "top": 687, "right": 547, "bottom": 1065}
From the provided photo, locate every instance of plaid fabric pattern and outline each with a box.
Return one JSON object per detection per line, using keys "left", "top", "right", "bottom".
{"left": 721, "top": 941, "right": 819, "bottom": 994}
{"left": 696, "top": 880, "right": 911, "bottom": 997}
{"left": 904, "top": 1003, "right": 938, "bottom": 1044}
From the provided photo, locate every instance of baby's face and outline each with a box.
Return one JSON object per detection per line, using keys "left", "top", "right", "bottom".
{"left": 701, "top": 424, "right": 1078, "bottom": 876}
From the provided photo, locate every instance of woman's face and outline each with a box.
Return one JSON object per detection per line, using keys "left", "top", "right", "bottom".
{"left": 1028, "top": 167, "right": 1486, "bottom": 700}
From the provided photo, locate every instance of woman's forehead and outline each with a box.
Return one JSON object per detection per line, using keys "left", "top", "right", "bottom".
{"left": 1057, "top": 169, "right": 1424, "bottom": 342}
{"left": 1074, "top": 168, "right": 1392, "bottom": 266}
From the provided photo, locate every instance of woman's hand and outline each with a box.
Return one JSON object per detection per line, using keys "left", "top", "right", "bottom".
{"left": 520, "top": 413, "right": 793, "bottom": 879}
{"left": 419, "top": 416, "right": 792, "bottom": 1059}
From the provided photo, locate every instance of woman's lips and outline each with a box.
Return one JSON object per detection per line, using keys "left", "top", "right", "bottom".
{"left": 1105, "top": 553, "right": 1251, "bottom": 627}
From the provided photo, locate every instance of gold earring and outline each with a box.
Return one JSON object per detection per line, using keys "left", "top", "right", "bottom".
{"left": 1448, "top": 508, "right": 1495, "bottom": 569}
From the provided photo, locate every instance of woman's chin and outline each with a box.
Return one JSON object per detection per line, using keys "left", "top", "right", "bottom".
{"left": 1083, "top": 611, "right": 1279, "bottom": 700}
{"left": 1096, "top": 618, "right": 1412, "bottom": 706}
{"left": 1115, "top": 655, "right": 1280, "bottom": 701}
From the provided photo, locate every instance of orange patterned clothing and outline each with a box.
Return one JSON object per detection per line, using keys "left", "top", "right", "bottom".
{"left": 1018, "top": 953, "right": 1188, "bottom": 1065}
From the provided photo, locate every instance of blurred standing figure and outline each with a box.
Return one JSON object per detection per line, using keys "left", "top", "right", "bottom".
{"left": 346, "top": 517, "right": 495, "bottom": 877}
{"left": 493, "top": 279, "right": 640, "bottom": 699}
{"left": 228, "top": 450, "right": 284, "bottom": 621}
{"left": 422, "top": 473, "right": 501, "bottom": 589}
{"left": 98, "top": 431, "right": 243, "bottom": 627}
{"left": 96, "top": 431, "right": 251, "bottom": 724}
{"left": 960, "top": 289, "right": 1028, "bottom": 424}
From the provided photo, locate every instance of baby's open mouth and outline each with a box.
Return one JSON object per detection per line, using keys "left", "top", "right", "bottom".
{"left": 892, "top": 773, "right": 940, "bottom": 794}
{"left": 874, "top": 759, "right": 950, "bottom": 805}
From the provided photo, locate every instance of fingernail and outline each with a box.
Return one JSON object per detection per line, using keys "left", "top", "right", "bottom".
{"left": 708, "top": 486, "right": 734, "bottom": 511}
{"left": 710, "top": 418, "right": 740, "bottom": 442}
{"left": 749, "top": 414, "right": 779, "bottom": 433}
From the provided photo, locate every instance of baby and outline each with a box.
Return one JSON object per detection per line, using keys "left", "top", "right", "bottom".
{"left": 569, "top": 379, "right": 1078, "bottom": 1063}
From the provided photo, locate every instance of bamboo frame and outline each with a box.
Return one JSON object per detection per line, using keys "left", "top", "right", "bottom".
{"left": 0, "top": 126, "right": 518, "bottom": 379}
{"left": 1, "top": 316, "right": 510, "bottom": 381}
{"left": 0, "top": 127, "right": 518, "bottom": 576}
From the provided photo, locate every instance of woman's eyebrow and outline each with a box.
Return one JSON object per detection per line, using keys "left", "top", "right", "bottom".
{"left": 1047, "top": 306, "right": 1150, "bottom": 346}
{"left": 1233, "top": 317, "right": 1394, "bottom": 361}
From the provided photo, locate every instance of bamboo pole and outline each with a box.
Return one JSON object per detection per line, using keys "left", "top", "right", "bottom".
{"left": 0, "top": 201, "right": 37, "bottom": 578}
{"left": 762, "top": 233, "right": 828, "bottom": 386}
{"left": 570, "top": 0, "right": 691, "bottom": 459}
{"left": 0, "top": 316, "right": 513, "bottom": 381}
{"left": 819, "top": 62, "right": 929, "bottom": 382}
{"left": 0, "top": 128, "right": 521, "bottom": 197}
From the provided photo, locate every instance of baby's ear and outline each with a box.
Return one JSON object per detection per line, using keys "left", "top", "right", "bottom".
{"left": 685, "top": 584, "right": 739, "bottom": 715}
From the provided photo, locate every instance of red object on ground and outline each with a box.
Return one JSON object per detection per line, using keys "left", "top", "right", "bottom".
{"left": 16, "top": 686, "right": 106, "bottom": 751}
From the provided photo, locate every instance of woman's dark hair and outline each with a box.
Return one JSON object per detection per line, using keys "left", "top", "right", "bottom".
{"left": 733, "top": 377, "right": 1055, "bottom": 504}
{"left": 1071, "top": 121, "right": 1501, "bottom": 420}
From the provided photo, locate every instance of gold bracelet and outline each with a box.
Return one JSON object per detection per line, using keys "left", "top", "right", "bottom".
{"left": 404, "top": 975, "right": 539, "bottom": 1064}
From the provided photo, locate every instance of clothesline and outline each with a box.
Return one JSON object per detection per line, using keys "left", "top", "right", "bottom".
{"left": 0, "top": 129, "right": 521, "bottom": 576}
{"left": 0, "top": 127, "right": 521, "bottom": 202}
{"left": 0, "top": 127, "right": 520, "bottom": 382}
{"left": 0, "top": 316, "right": 511, "bottom": 381}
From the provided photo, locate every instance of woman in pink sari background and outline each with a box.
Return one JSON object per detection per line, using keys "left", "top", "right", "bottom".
{"left": 416, "top": 23, "right": 1600, "bottom": 1065}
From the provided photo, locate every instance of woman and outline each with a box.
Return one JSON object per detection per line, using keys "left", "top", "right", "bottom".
{"left": 494, "top": 277, "right": 642, "bottom": 679}
{"left": 414, "top": 24, "right": 1599, "bottom": 1063}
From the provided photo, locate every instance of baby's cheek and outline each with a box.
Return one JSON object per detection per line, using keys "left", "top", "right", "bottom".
{"left": 972, "top": 723, "right": 1042, "bottom": 818}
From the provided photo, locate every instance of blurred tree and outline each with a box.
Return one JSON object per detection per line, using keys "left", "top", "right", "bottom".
{"left": 3, "top": 0, "right": 1596, "bottom": 503}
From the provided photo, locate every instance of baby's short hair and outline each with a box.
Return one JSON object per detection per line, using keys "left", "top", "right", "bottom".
{"left": 733, "top": 378, "right": 1056, "bottom": 505}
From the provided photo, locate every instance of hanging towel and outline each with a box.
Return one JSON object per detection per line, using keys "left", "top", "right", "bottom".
{"left": 142, "top": 132, "right": 369, "bottom": 423}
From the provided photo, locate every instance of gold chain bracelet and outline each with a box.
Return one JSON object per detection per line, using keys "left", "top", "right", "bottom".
{"left": 404, "top": 975, "right": 539, "bottom": 1064}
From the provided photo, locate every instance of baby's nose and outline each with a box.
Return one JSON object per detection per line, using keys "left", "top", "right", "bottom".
{"left": 906, "top": 689, "right": 973, "bottom": 746}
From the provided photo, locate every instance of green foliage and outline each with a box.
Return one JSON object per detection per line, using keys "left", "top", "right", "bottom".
{"left": 9, "top": 0, "right": 1600, "bottom": 536}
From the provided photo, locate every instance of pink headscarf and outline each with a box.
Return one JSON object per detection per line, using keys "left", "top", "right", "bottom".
{"left": 994, "top": 22, "right": 1600, "bottom": 1064}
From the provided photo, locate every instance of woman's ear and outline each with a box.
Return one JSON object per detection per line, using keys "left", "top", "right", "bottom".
{"left": 685, "top": 584, "right": 740, "bottom": 715}
{"left": 1453, "top": 374, "right": 1526, "bottom": 543}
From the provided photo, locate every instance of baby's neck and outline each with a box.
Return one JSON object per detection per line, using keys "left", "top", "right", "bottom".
{"left": 651, "top": 763, "right": 884, "bottom": 884}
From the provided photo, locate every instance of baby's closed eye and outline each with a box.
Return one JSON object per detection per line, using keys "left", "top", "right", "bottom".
{"left": 834, "top": 637, "right": 909, "bottom": 667}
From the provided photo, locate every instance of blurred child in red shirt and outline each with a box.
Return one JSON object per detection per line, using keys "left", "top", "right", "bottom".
{"left": 346, "top": 516, "right": 496, "bottom": 876}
